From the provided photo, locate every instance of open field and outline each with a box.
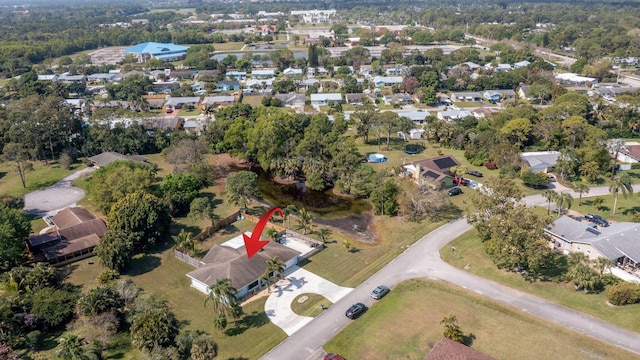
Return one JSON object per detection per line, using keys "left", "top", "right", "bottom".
{"left": 212, "top": 42, "right": 246, "bottom": 51}
{"left": 441, "top": 230, "right": 640, "bottom": 333}
{"left": 325, "top": 279, "right": 640, "bottom": 360}
{"left": 242, "top": 95, "right": 266, "bottom": 107}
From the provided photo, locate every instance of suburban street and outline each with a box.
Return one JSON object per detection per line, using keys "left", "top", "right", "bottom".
{"left": 261, "top": 185, "right": 640, "bottom": 360}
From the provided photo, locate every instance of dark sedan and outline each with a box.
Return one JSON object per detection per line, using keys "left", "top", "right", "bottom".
{"left": 345, "top": 303, "right": 367, "bottom": 319}
{"left": 466, "top": 170, "right": 483, "bottom": 177}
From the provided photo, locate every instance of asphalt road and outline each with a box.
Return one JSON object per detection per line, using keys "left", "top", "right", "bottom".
{"left": 261, "top": 186, "right": 640, "bottom": 360}
{"left": 23, "top": 167, "right": 95, "bottom": 217}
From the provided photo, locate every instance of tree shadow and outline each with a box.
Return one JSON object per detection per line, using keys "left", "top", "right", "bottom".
{"left": 347, "top": 248, "right": 361, "bottom": 253}
{"left": 58, "top": 263, "right": 79, "bottom": 281}
{"left": 170, "top": 222, "right": 203, "bottom": 237}
{"left": 224, "top": 310, "right": 270, "bottom": 336}
{"left": 36, "top": 328, "right": 64, "bottom": 351}
{"left": 124, "top": 254, "right": 161, "bottom": 276}
{"left": 622, "top": 206, "right": 640, "bottom": 215}
{"left": 463, "top": 333, "right": 476, "bottom": 346}
{"left": 0, "top": 171, "right": 6, "bottom": 181}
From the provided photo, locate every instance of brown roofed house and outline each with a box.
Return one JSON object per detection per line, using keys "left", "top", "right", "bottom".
{"left": 425, "top": 337, "right": 496, "bottom": 360}
{"left": 402, "top": 155, "right": 461, "bottom": 189}
{"left": 28, "top": 207, "right": 107, "bottom": 266}
{"left": 187, "top": 239, "right": 301, "bottom": 298}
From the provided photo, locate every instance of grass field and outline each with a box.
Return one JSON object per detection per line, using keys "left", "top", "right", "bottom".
{"left": 212, "top": 42, "right": 245, "bottom": 51}
{"left": 0, "top": 160, "right": 85, "bottom": 196}
{"left": 441, "top": 230, "right": 640, "bottom": 333}
{"left": 242, "top": 95, "right": 266, "bottom": 107}
{"left": 291, "top": 294, "right": 330, "bottom": 317}
{"left": 325, "top": 279, "right": 640, "bottom": 360}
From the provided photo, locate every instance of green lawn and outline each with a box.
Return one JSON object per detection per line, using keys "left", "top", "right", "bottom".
{"left": 291, "top": 294, "right": 330, "bottom": 317}
{"left": 211, "top": 42, "right": 245, "bottom": 51}
{"left": 441, "top": 230, "right": 640, "bottom": 333}
{"left": 325, "top": 279, "right": 640, "bottom": 360}
{"left": 452, "top": 101, "right": 483, "bottom": 108}
{"left": 0, "top": 160, "right": 86, "bottom": 196}
{"left": 242, "top": 95, "right": 266, "bottom": 107}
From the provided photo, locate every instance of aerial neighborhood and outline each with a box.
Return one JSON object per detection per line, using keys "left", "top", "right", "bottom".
{"left": 2, "top": 1, "right": 640, "bottom": 359}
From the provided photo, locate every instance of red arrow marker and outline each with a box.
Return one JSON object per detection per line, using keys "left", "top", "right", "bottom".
{"left": 243, "top": 207, "right": 283, "bottom": 258}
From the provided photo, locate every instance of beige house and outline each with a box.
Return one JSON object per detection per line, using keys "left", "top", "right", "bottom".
{"left": 402, "top": 155, "right": 461, "bottom": 189}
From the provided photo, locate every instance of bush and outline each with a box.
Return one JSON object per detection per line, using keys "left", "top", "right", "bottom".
{"left": 484, "top": 161, "right": 497, "bottom": 170}
{"left": 631, "top": 162, "right": 640, "bottom": 170}
{"left": 98, "top": 269, "right": 120, "bottom": 284}
{"left": 606, "top": 282, "right": 640, "bottom": 305}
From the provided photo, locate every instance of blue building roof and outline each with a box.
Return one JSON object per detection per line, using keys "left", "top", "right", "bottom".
{"left": 124, "top": 42, "right": 189, "bottom": 55}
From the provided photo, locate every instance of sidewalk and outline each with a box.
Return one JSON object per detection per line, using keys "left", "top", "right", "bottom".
{"left": 264, "top": 266, "right": 352, "bottom": 336}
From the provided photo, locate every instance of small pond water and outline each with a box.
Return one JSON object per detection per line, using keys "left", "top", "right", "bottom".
{"left": 232, "top": 166, "right": 371, "bottom": 218}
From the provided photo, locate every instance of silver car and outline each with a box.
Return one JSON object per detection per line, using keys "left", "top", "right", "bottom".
{"left": 370, "top": 285, "right": 390, "bottom": 300}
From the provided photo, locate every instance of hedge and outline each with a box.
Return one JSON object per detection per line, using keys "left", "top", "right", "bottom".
{"left": 606, "top": 282, "right": 640, "bottom": 305}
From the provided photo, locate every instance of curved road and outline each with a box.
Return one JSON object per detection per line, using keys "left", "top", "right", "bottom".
{"left": 261, "top": 185, "right": 640, "bottom": 360}
{"left": 24, "top": 167, "right": 95, "bottom": 217}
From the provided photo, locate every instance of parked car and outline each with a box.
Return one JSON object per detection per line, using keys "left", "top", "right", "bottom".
{"left": 324, "top": 354, "right": 346, "bottom": 360}
{"left": 452, "top": 177, "right": 470, "bottom": 186}
{"left": 585, "top": 214, "right": 609, "bottom": 227}
{"left": 466, "top": 170, "right": 483, "bottom": 177}
{"left": 345, "top": 303, "right": 367, "bottom": 319}
{"left": 370, "top": 285, "right": 390, "bottom": 300}
{"left": 448, "top": 187, "right": 463, "bottom": 196}
{"left": 548, "top": 174, "right": 556, "bottom": 182}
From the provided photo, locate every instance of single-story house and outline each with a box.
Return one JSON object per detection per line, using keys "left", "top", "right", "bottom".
{"left": 403, "top": 155, "right": 461, "bottom": 189}
{"left": 383, "top": 93, "right": 413, "bottom": 106}
{"left": 424, "top": 337, "right": 496, "bottom": 360}
{"left": 186, "top": 235, "right": 301, "bottom": 298}
{"left": 595, "top": 87, "right": 639, "bottom": 99}
{"left": 283, "top": 67, "right": 303, "bottom": 77}
{"left": 520, "top": 151, "right": 560, "bottom": 173}
{"left": 345, "top": 93, "right": 376, "bottom": 105}
{"left": 483, "top": 89, "right": 515, "bottom": 103}
{"left": 169, "top": 70, "right": 196, "bottom": 80}
{"left": 275, "top": 92, "right": 307, "bottom": 107}
{"left": 164, "top": 97, "right": 201, "bottom": 112}
{"left": 200, "top": 95, "right": 236, "bottom": 110}
{"left": 514, "top": 60, "right": 531, "bottom": 69}
{"left": 217, "top": 80, "right": 241, "bottom": 92}
{"left": 298, "top": 78, "right": 319, "bottom": 90}
{"left": 555, "top": 73, "right": 597, "bottom": 87}
{"left": 153, "top": 82, "right": 181, "bottom": 93}
{"left": 246, "top": 79, "right": 274, "bottom": 91}
{"left": 137, "top": 117, "right": 184, "bottom": 132}
{"left": 87, "top": 73, "right": 116, "bottom": 82}
{"left": 226, "top": 71, "right": 247, "bottom": 80}
{"left": 183, "top": 120, "right": 206, "bottom": 135}
{"left": 617, "top": 144, "right": 640, "bottom": 163}
{"left": 368, "top": 153, "right": 387, "bottom": 163}
{"left": 385, "top": 68, "right": 403, "bottom": 76}
{"left": 461, "top": 61, "right": 482, "bottom": 71}
{"left": 359, "top": 64, "right": 373, "bottom": 76}
{"left": 310, "top": 93, "right": 343, "bottom": 106}
{"left": 372, "top": 76, "right": 403, "bottom": 87}
{"left": 88, "top": 151, "right": 148, "bottom": 167}
{"left": 251, "top": 69, "right": 275, "bottom": 79}
{"left": 518, "top": 85, "right": 531, "bottom": 100}
{"left": 546, "top": 216, "right": 640, "bottom": 270}
{"left": 487, "top": 63, "right": 512, "bottom": 72}
{"left": 38, "top": 74, "right": 59, "bottom": 82}
{"left": 450, "top": 92, "right": 483, "bottom": 102}
{"left": 196, "top": 69, "right": 220, "bottom": 80}
{"left": 398, "top": 111, "right": 429, "bottom": 125}
{"left": 27, "top": 207, "right": 107, "bottom": 266}
{"left": 58, "top": 74, "right": 87, "bottom": 83}
{"left": 437, "top": 110, "right": 473, "bottom": 122}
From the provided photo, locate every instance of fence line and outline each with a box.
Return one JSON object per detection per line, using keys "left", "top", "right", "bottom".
{"left": 174, "top": 249, "right": 205, "bottom": 268}
{"left": 193, "top": 210, "right": 242, "bottom": 242}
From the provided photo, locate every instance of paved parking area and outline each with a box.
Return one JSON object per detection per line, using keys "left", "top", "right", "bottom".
{"left": 264, "top": 266, "right": 352, "bottom": 335}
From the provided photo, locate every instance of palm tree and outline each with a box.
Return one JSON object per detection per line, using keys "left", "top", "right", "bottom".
{"left": 297, "top": 208, "right": 313, "bottom": 235}
{"left": 440, "top": 315, "right": 464, "bottom": 343}
{"left": 174, "top": 229, "right": 199, "bottom": 256}
{"left": 204, "top": 278, "right": 242, "bottom": 330}
{"left": 542, "top": 190, "right": 556, "bottom": 215}
{"left": 591, "top": 196, "right": 606, "bottom": 211}
{"left": 266, "top": 257, "right": 285, "bottom": 283}
{"left": 282, "top": 205, "right": 298, "bottom": 229}
{"left": 556, "top": 147, "right": 577, "bottom": 181}
{"left": 316, "top": 228, "right": 330, "bottom": 244}
{"left": 594, "top": 257, "right": 615, "bottom": 280}
{"left": 554, "top": 192, "right": 573, "bottom": 217}
{"left": 260, "top": 271, "right": 274, "bottom": 293}
{"left": 580, "top": 161, "right": 601, "bottom": 183}
{"left": 265, "top": 228, "right": 279, "bottom": 242}
{"left": 571, "top": 181, "right": 590, "bottom": 206}
{"left": 56, "top": 334, "right": 86, "bottom": 360}
{"left": 609, "top": 173, "right": 634, "bottom": 215}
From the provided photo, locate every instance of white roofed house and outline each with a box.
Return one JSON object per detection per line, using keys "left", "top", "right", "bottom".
{"left": 383, "top": 93, "right": 413, "bottom": 106}
{"left": 310, "top": 93, "right": 343, "bottom": 106}
{"left": 450, "top": 92, "right": 483, "bottom": 102}
{"left": 164, "top": 96, "right": 201, "bottom": 112}
{"left": 398, "top": 111, "right": 430, "bottom": 125}
{"left": 283, "top": 68, "right": 303, "bottom": 77}
{"left": 545, "top": 216, "right": 640, "bottom": 281}
{"left": 200, "top": 95, "right": 236, "bottom": 110}
{"left": 437, "top": 110, "right": 473, "bottom": 122}
{"left": 520, "top": 151, "right": 560, "bottom": 173}
{"left": 372, "top": 76, "right": 403, "bottom": 87}
{"left": 275, "top": 92, "right": 306, "bottom": 107}
{"left": 251, "top": 69, "right": 275, "bottom": 79}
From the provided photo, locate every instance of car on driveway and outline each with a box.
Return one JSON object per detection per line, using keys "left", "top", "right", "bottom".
{"left": 586, "top": 214, "right": 609, "bottom": 227}
{"left": 324, "top": 354, "right": 346, "bottom": 360}
{"left": 448, "top": 187, "right": 463, "bottom": 196}
{"left": 466, "top": 170, "right": 483, "bottom": 177}
{"left": 548, "top": 174, "right": 556, "bottom": 182}
{"left": 371, "top": 285, "right": 390, "bottom": 300}
{"left": 453, "top": 177, "right": 470, "bottom": 186}
{"left": 345, "top": 303, "right": 367, "bottom": 319}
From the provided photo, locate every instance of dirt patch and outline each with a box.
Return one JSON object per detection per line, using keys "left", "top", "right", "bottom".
{"left": 314, "top": 210, "right": 376, "bottom": 244}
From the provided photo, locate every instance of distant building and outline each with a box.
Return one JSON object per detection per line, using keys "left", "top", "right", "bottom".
{"left": 290, "top": 9, "right": 336, "bottom": 23}
{"left": 124, "top": 42, "right": 190, "bottom": 63}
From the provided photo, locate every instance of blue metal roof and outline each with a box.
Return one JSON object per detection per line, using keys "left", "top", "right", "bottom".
{"left": 124, "top": 42, "right": 189, "bottom": 55}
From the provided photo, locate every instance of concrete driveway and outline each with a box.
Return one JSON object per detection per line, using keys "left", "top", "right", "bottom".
{"left": 24, "top": 167, "right": 95, "bottom": 217}
{"left": 264, "top": 266, "right": 352, "bottom": 336}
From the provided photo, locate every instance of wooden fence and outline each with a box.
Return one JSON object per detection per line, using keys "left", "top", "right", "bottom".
{"left": 174, "top": 249, "right": 205, "bottom": 268}
{"left": 192, "top": 210, "right": 242, "bottom": 242}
